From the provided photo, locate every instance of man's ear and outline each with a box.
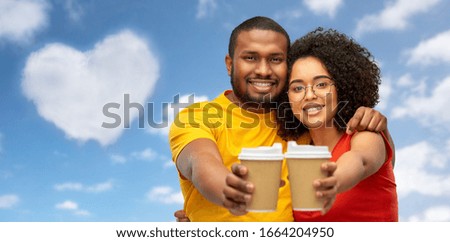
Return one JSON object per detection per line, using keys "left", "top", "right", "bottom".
{"left": 225, "top": 54, "right": 232, "bottom": 76}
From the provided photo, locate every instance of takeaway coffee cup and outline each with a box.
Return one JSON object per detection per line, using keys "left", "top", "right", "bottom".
{"left": 285, "top": 141, "right": 332, "bottom": 211}
{"left": 238, "top": 143, "right": 284, "bottom": 212}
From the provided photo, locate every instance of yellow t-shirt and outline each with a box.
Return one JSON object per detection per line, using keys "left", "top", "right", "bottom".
{"left": 169, "top": 90, "right": 310, "bottom": 221}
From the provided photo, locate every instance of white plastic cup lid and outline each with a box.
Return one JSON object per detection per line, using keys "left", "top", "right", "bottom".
{"left": 284, "top": 141, "right": 331, "bottom": 159}
{"left": 238, "top": 143, "right": 284, "bottom": 160}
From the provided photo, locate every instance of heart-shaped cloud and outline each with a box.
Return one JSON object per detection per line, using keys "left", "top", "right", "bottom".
{"left": 22, "top": 30, "right": 160, "bottom": 146}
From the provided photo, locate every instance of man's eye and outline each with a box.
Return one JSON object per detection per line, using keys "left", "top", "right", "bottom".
{"left": 244, "top": 56, "right": 256, "bottom": 61}
{"left": 271, "top": 57, "right": 283, "bottom": 63}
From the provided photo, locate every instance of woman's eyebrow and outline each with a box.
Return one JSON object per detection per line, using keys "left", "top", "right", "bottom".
{"left": 289, "top": 75, "right": 333, "bottom": 86}
{"left": 313, "top": 75, "right": 333, "bottom": 81}
{"left": 288, "top": 79, "right": 304, "bottom": 86}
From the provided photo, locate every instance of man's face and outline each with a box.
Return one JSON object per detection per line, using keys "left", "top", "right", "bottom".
{"left": 226, "top": 29, "right": 288, "bottom": 108}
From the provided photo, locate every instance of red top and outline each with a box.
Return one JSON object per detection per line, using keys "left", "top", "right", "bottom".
{"left": 293, "top": 132, "right": 398, "bottom": 222}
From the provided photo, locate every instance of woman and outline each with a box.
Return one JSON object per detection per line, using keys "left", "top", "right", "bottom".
{"left": 277, "top": 27, "right": 398, "bottom": 221}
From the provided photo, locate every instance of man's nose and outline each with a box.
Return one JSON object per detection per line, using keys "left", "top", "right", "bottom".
{"left": 254, "top": 59, "right": 272, "bottom": 76}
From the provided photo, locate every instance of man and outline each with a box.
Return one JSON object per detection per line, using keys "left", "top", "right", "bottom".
{"left": 169, "top": 16, "right": 391, "bottom": 221}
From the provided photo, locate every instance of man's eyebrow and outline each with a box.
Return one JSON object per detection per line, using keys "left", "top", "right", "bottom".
{"left": 269, "top": 52, "right": 286, "bottom": 58}
{"left": 240, "top": 51, "right": 285, "bottom": 56}
{"left": 240, "top": 51, "right": 258, "bottom": 55}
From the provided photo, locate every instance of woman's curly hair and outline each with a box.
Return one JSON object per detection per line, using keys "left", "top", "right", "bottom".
{"left": 277, "top": 27, "right": 381, "bottom": 141}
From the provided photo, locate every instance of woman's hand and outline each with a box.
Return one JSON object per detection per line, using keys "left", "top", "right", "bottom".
{"left": 313, "top": 162, "right": 338, "bottom": 214}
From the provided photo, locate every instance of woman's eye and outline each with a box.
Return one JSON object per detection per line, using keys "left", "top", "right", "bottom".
{"left": 316, "top": 82, "right": 328, "bottom": 89}
{"left": 294, "top": 86, "right": 305, "bottom": 92}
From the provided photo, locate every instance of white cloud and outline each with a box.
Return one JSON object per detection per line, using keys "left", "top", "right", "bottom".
{"left": 395, "top": 141, "right": 450, "bottom": 198}
{"left": 22, "top": 30, "right": 160, "bottom": 146}
{"left": 395, "top": 73, "right": 427, "bottom": 96}
{"left": 377, "top": 77, "right": 392, "bottom": 110}
{"left": 447, "top": 139, "right": 450, "bottom": 154}
{"left": 0, "top": 0, "right": 49, "bottom": 43}
{"left": 131, "top": 148, "right": 157, "bottom": 161}
{"left": 303, "top": 0, "right": 343, "bottom": 18}
{"left": 397, "top": 73, "right": 415, "bottom": 87}
{"left": 196, "top": 0, "right": 217, "bottom": 19}
{"left": 64, "top": 0, "right": 83, "bottom": 22}
{"left": 147, "top": 186, "right": 183, "bottom": 204}
{"left": 85, "top": 181, "right": 113, "bottom": 193}
{"left": 110, "top": 147, "right": 170, "bottom": 165}
{"left": 110, "top": 154, "right": 127, "bottom": 164}
{"left": 56, "top": 200, "right": 78, "bottom": 210}
{"left": 406, "top": 29, "right": 450, "bottom": 66}
{"left": 55, "top": 200, "right": 90, "bottom": 216}
{"left": 0, "top": 194, "right": 19, "bottom": 209}
{"left": 354, "top": 0, "right": 441, "bottom": 37}
{"left": 73, "top": 209, "right": 90, "bottom": 216}
{"left": 405, "top": 205, "right": 450, "bottom": 222}
{"left": 54, "top": 180, "right": 113, "bottom": 193}
{"left": 392, "top": 75, "right": 450, "bottom": 131}
{"left": 148, "top": 94, "right": 208, "bottom": 137}
{"left": 163, "top": 160, "right": 175, "bottom": 169}
{"left": 54, "top": 182, "right": 83, "bottom": 191}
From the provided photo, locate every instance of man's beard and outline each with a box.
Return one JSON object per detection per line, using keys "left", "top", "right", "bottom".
{"left": 230, "top": 75, "right": 280, "bottom": 111}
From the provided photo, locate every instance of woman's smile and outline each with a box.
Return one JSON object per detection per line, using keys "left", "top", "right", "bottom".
{"left": 303, "top": 102, "right": 324, "bottom": 115}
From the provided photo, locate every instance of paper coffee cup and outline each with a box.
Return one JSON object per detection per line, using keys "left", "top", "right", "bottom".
{"left": 238, "top": 143, "right": 283, "bottom": 212}
{"left": 285, "top": 141, "right": 331, "bottom": 211}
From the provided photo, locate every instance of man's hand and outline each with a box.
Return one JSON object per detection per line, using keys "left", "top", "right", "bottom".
{"left": 174, "top": 210, "right": 190, "bottom": 222}
{"left": 346, "top": 107, "right": 387, "bottom": 134}
{"left": 346, "top": 106, "right": 396, "bottom": 167}
{"left": 222, "top": 163, "right": 254, "bottom": 215}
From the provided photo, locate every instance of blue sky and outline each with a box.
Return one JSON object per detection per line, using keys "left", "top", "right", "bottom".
{"left": 0, "top": 0, "right": 449, "bottom": 222}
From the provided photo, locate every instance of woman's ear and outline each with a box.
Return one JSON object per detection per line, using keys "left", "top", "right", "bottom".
{"left": 225, "top": 54, "right": 232, "bottom": 76}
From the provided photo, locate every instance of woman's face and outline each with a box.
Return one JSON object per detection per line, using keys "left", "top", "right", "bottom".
{"left": 287, "top": 56, "right": 338, "bottom": 129}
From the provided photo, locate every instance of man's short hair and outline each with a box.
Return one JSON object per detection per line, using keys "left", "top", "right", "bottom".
{"left": 228, "top": 16, "right": 290, "bottom": 58}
